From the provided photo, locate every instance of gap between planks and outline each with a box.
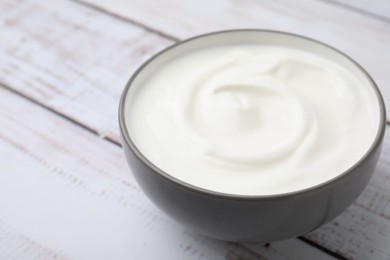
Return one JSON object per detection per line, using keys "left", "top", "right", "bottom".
{"left": 298, "top": 237, "right": 348, "bottom": 260}
{"left": 320, "top": 0, "right": 390, "bottom": 24}
{"left": 68, "top": 0, "right": 180, "bottom": 42}
{"left": 0, "top": 81, "right": 123, "bottom": 148}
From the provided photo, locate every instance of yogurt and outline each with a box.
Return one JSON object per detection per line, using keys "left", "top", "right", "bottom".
{"left": 126, "top": 44, "right": 377, "bottom": 195}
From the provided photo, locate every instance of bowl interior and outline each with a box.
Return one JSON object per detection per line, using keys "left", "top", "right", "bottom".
{"left": 119, "top": 30, "right": 386, "bottom": 199}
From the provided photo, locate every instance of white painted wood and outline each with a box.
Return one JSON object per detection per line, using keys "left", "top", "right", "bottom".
{"left": 0, "top": 0, "right": 174, "bottom": 143}
{"left": 1, "top": 0, "right": 390, "bottom": 259}
{"left": 328, "top": 0, "right": 390, "bottom": 19}
{"left": 78, "top": 0, "right": 390, "bottom": 119}
{"left": 0, "top": 87, "right": 335, "bottom": 259}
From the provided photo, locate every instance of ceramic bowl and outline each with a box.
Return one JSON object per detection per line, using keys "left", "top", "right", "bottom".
{"left": 118, "top": 30, "right": 386, "bottom": 242}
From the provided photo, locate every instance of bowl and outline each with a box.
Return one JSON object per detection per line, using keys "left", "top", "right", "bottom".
{"left": 118, "top": 30, "right": 386, "bottom": 242}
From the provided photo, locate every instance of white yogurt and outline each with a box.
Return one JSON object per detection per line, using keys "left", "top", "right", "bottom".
{"left": 127, "top": 45, "right": 377, "bottom": 195}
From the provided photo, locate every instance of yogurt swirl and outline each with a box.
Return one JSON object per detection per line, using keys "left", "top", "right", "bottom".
{"left": 128, "top": 45, "right": 375, "bottom": 195}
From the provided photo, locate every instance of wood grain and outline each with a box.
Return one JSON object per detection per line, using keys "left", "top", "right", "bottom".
{"left": 78, "top": 0, "right": 390, "bottom": 119}
{"left": 327, "top": 0, "right": 390, "bottom": 21}
{"left": 0, "top": 0, "right": 174, "bottom": 143}
{"left": 1, "top": 0, "right": 389, "bottom": 259}
{"left": 0, "top": 86, "right": 336, "bottom": 259}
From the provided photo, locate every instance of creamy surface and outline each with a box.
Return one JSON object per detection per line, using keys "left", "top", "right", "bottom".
{"left": 127, "top": 45, "right": 377, "bottom": 195}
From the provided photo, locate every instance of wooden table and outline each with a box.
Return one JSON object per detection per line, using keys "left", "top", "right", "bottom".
{"left": 0, "top": 0, "right": 389, "bottom": 259}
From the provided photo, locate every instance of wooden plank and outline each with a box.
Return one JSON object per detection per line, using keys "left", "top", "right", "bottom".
{"left": 0, "top": 87, "right": 336, "bottom": 259}
{"left": 1, "top": 0, "right": 389, "bottom": 258}
{"left": 0, "top": 0, "right": 174, "bottom": 143}
{"left": 77, "top": 0, "right": 390, "bottom": 119}
{"left": 326, "top": 0, "right": 390, "bottom": 21}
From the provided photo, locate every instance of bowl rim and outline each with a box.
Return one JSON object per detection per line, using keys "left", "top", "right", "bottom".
{"left": 118, "top": 29, "right": 387, "bottom": 201}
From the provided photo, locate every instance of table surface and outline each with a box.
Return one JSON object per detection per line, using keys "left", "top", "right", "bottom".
{"left": 0, "top": 0, "right": 389, "bottom": 259}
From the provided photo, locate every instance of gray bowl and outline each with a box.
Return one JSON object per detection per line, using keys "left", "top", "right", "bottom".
{"left": 118, "top": 30, "right": 386, "bottom": 242}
